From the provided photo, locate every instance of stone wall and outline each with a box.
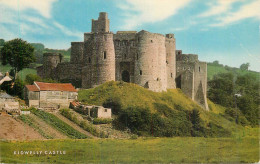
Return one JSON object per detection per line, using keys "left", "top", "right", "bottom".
{"left": 39, "top": 91, "right": 77, "bottom": 108}
{"left": 82, "top": 32, "right": 116, "bottom": 88}
{"left": 176, "top": 51, "right": 208, "bottom": 110}
{"left": 71, "top": 42, "right": 84, "bottom": 64}
{"left": 91, "top": 12, "right": 109, "bottom": 33}
{"left": 113, "top": 32, "right": 136, "bottom": 83}
{"left": 165, "top": 34, "right": 176, "bottom": 89}
{"left": 135, "top": 30, "right": 167, "bottom": 92}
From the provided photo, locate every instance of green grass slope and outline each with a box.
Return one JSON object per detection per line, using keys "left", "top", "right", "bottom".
{"left": 0, "top": 64, "right": 36, "bottom": 80}
{"left": 207, "top": 63, "right": 259, "bottom": 80}
{"left": 78, "top": 81, "right": 244, "bottom": 136}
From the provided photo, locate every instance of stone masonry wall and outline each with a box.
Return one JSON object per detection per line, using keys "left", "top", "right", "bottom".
{"left": 71, "top": 42, "right": 84, "bottom": 64}
{"left": 165, "top": 34, "right": 176, "bottom": 89}
{"left": 135, "top": 30, "right": 167, "bottom": 92}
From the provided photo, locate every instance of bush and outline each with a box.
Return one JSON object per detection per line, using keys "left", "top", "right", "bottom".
{"left": 60, "top": 108, "right": 101, "bottom": 137}
{"left": 103, "top": 97, "right": 122, "bottom": 115}
{"left": 93, "top": 118, "right": 112, "bottom": 124}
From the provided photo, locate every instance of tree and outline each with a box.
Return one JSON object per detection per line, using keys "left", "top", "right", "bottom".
{"left": 0, "top": 38, "right": 35, "bottom": 79}
{"left": 240, "top": 63, "right": 250, "bottom": 71}
{"left": 0, "top": 39, "right": 4, "bottom": 46}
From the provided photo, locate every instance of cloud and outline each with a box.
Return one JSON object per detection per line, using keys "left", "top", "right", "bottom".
{"left": 53, "top": 21, "right": 82, "bottom": 39}
{"left": 210, "top": 0, "right": 260, "bottom": 27}
{"left": 198, "top": 0, "right": 260, "bottom": 27}
{"left": 117, "top": 0, "right": 191, "bottom": 30}
{"left": 199, "top": 0, "right": 242, "bottom": 17}
{"left": 0, "top": 0, "right": 58, "bottom": 18}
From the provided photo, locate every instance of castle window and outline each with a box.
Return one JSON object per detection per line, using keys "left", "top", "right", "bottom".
{"left": 166, "top": 60, "right": 168, "bottom": 64}
{"left": 157, "top": 78, "right": 159, "bottom": 81}
{"left": 183, "top": 67, "right": 185, "bottom": 70}
{"left": 140, "top": 70, "right": 142, "bottom": 75}
{"left": 151, "top": 40, "right": 153, "bottom": 43}
{"left": 124, "top": 54, "right": 127, "bottom": 59}
{"left": 199, "top": 67, "right": 200, "bottom": 72}
{"left": 88, "top": 57, "right": 91, "bottom": 63}
{"left": 104, "top": 51, "right": 107, "bottom": 59}
{"left": 171, "top": 73, "right": 173, "bottom": 78}
{"left": 136, "top": 53, "right": 139, "bottom": 60}
{"left": 105, "top": 109, "right": 107, "bottom": 112}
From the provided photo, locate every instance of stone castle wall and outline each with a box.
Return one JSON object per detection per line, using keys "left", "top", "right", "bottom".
{"left": 37, "top": 12, "right": 208, "bottom": 110}
{"left": 135, "top": 30, "right": 167, "bottom": 92}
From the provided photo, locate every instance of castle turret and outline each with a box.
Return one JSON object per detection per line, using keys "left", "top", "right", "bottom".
{"left": 135, "top": 30, "right": 167, "bottom": 92}
{"left": 82, "top": 12, "right": 115, "bottom": 88}
{"left": 37, "top": 53, "right": 63, "bottom": 78}
{"left": 165, "top": 34, "right": 176, "bottom": 89}
{"left": 91, "top": 12, "right": 110, "bottom": 33}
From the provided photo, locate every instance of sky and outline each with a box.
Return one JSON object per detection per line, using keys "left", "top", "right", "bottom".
{"left": 0, "top": 0, "right": 259, "bottom": 71}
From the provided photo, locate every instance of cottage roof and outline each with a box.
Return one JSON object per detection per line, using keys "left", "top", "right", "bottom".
{"left": 34, "top": 82, "right": 77, "bottom": 92}
{"left": 25, "top": 85, "right": 40, "bottom": 91}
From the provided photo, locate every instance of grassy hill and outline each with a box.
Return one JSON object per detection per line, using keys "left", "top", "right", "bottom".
{"left": 207, "top": 62, "right": 259, "bottom": 80}
{"left": 78, "top": 81, "right": 244, "bottom": 137}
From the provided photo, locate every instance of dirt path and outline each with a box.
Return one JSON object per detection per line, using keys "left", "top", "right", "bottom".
{"left": 29, "top": 114, "right": 68, "bottom": 139}
{"left": 0, "top": 115, "right": 44, "bottom": 140}
{"left": 52, "top": 112, "right": 97, "bottom": 138}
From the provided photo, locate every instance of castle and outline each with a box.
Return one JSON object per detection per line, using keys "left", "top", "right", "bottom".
{"left": 37, "top": 12, "right": 208, "bottom": 110}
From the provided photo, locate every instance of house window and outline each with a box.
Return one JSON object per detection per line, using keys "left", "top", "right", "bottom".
{"left": 104, "top": 51, "right": 107, "bottom": 59}
{"left": 140, "top": 70, "right": 142, "bottom": 75}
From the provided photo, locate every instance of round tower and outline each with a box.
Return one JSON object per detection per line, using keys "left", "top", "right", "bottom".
{"left": 90, "top": 32, "right": 116, "bottom": 87}
{"left": 135, "top": 30, "right": 167, "bottom": 92}
{"left": 165, "top": 34, "right": 176, "bottom": 89}
{"left": 42, "top": 53, "right": 63, "bottom": 78}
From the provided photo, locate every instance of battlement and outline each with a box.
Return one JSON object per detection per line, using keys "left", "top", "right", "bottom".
{"left": 166, "top": 34, "right": 174, "bottom": 39}
{"left": 176, "top": 50, "right": 198, "bottom": 62}
{"left": 91, "top": 12, "right": 110, "bottom": 33}
{"left": 99, "top": 12, "right": 108, "bottom": 19}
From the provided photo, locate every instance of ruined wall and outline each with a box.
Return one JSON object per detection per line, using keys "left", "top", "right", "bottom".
{"left": 165, "top": 34, "right": 176, "bottom": 89}
{"left": 37, "top": 53, "right": 63, "bottom": 79}
{"left": 71, "top": 42, "right": 84, "bottom": 64}
{"left": 194, "top": 62, "right": 208, "bottom": 110}
{"left": 53, "top": 62, "right": 82, "bottom": 88}
{"left": 113, "top": 31, "right": 137, "bottom": 83}
{"left": 91, "top": 12, "right": 109, "bottom": 33}
{"left": 176, "top": 51, "right": 208, "bottom": 110}
{"left": 135, "top": 30, "right": 167, "bottom": 92}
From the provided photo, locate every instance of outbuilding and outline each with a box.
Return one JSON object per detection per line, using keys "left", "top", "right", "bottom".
{"left": 24, "top": 81, "right": 78, "bottom": 109}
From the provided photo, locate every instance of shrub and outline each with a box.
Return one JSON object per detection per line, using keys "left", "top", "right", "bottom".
{"left": 93, "top": 118, "right": 112, "bottom": 124}
{"left": 60, "top": 108, "right": 101, "bottom": 137}
{"left": 103, "top": 97, "right": 122, "bottom": 115}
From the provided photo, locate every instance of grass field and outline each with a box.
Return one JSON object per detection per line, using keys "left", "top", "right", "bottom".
{"left": 0, "top": 128, "right": 258, "bottom": 163}
{"left": 0, "top": 64, "right": 36, "bottom": 80}
{"left": 207, "top": 63, "right": 259, "bottom": 80}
